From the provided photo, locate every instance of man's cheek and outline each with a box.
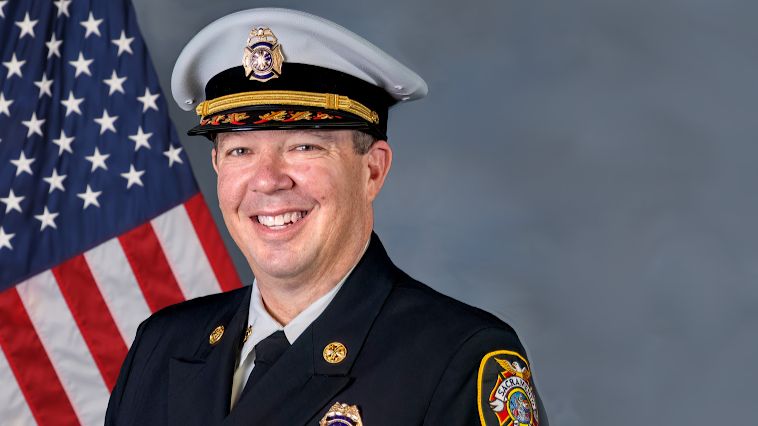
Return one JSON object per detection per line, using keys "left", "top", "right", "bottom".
{"left": 217, "top": 176, "right": 242, "bottom": 207}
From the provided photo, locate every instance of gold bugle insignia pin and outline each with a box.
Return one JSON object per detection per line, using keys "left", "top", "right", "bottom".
{"left": 322, "top": 342, "right": 347, "bottom": 364}
{"left": 209, "top": 325, "right": 224, "bottom": 345}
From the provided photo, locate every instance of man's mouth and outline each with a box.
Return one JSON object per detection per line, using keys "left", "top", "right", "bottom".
{"left": 255, "top": 210, "right": 309, "bottom": 229}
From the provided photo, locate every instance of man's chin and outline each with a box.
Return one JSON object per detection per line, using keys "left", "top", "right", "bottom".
{"left": 249, "top": 252, "right": 313, "bottom": 283}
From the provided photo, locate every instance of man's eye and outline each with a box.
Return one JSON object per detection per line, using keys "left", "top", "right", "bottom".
{"left": 293, "top": 144, "right": 320, "bottom": 152}
{"left": 227, "top": 147, "right": 248, "bottom": 156}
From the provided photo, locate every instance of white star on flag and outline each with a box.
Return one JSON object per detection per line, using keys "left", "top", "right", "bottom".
{"left": 34, "top": 73, "right": 54, "bottom": 98}
{"left": 163, "top": 145, "right": 184, "bottom": 167}
{"left": 121, "top": 165, "right": 145, "bottom": 189}
{"left": 21, "top": 112, "right": 45, "bottom": 137}
{"left": 0, "top": 93, "right": 12, "bottom": 116}
{"left": 80, "top": 12, "right": 103, "bottom": 38}
{"left": 69, "top": 52, "right": 93, "bottom": 77}
{"left": 60, "top": 91, "right": 84, "bottom": 116}
{"left": 15, "top": 12, "right": 38, "bottom": 39}
{"left": 34, "top": 207, "right": 59, "bottom": 230}
{"left": 77, "top": 185, "right": 102, "bottom": 209}
{"left": 10, "top": 152, "right": 35, "bottom": 176}
{"left": 137, "top": 88, "right": 160, "bottom": 112}
{"left": 0, "top": 227, "right": 14, "bottom": 250}
{"left": 0, "top": 1, "right": 7, "bottom": 19}
{"left": 43, "top": 169, "right": 67, "bottom": 193}
{"left": 103, "top": 70, "right": 127, "bottom": 95}
{"left": 3, "top": 53, "right": 25, "bottom": 78}
{"left": 128, "top": 126, "right": 152, "bottom": 151}
{"left": 53, "top": 0, "right": 72, "bottom": 17}
{"left": 0, "top": 189, "right": 24, "bottom": 214}
{"left": 94, "top": 109, "right": 118, "bottom": 134}
{"left": 84, "top": 147, "right": 109, "bottom": 172}
{"left": 52, "top": 130, "right": 75, "bottom": 155}
{"left": 112, "top": 31, "right": 134, "bottom": 56}
{"left": 46, "top": 33, "right": 63, "bottom": 58}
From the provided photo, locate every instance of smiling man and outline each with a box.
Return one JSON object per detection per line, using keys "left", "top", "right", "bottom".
{"left": 106, "top": 8, "right": 548, "bottom": 426}
{"left": 214, "top": 129, "right": 387, "bottom": 325}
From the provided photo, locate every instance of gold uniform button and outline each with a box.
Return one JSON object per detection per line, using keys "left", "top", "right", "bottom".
{"left": 209, "top": 325, "right": 225, "bottom": 345}
{"left": 323, "top": 342, "right": 347, "bottom": 364}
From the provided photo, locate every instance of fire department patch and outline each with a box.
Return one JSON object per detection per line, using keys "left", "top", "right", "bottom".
{"left": 477, "top": 350, "right": 539, "bottom": 426}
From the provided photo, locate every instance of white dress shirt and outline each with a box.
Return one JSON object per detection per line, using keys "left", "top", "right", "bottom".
{"left": 229, "top": 240, "right": 368, "bottom": 408}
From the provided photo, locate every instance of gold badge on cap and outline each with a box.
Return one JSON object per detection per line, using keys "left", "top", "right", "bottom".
{"left": 322, "top": 342, "right": 347, "bottom": 364}
{"left": 242, "top": 27, "right": 284, "bottom": 82}
{"left": 209, "top": 325, "right": 225, "bottom": 345}
{"left": 319, "top": 402, "right": 363, "bottom": 426}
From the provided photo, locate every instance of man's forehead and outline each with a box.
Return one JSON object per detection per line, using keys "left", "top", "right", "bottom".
{"left": 216, "top": 129, "right": 350, "bottom": 144}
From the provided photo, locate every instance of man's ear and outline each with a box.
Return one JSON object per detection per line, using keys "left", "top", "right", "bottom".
{"left": 211, "top": 133, "right": 220, "bottom": 173}
{"left": 211, "top": 147, "right": 219, "bottom": 174}
{"left": 365, "top": 140, "right": 392, "bottom": 202}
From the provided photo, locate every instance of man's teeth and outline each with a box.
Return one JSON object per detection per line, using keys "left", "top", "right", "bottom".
{"left": 257, "top": 211, "right": 305, "bottom": 227}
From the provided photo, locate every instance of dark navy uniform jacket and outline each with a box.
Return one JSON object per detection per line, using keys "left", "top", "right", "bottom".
{"left": 105, "top": 233, "right": 548, "bottom": 425}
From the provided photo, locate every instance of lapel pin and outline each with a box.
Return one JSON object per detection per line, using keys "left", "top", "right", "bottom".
{"left": 209, "top": 325, "right": 225, "bottom": 345}
{"left": 242, "top": 325, "right": 253, "bottom": 343}
{"left": 320, "top": 402, "right": 363, "bottom": 426}
{"left": 322, "top": 342, "right": 347, "bottom": 364}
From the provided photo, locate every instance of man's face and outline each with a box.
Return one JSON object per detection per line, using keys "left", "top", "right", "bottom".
{"left": 213, "top": 129, "right": 390, "bottom": 285}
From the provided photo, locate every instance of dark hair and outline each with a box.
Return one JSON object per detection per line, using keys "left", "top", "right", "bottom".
{"left": 351, "top": 130, "right": 378, "bottom": 154}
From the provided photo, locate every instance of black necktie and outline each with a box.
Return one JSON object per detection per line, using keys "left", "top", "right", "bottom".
{"left": 242, "top": 330, "right": 290, "bottom": 395}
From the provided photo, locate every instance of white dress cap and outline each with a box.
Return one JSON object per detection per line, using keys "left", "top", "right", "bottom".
{"left": 171, "top": 8, "right": 428, "bottom": 112}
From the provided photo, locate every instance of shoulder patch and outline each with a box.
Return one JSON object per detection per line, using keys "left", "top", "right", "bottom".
{"left": 477, "top": 350, "right": 540, "bottom": 426}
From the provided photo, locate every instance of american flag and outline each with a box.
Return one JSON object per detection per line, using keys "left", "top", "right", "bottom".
{"left": 0, "top": 0, "right": 241, "bottom": 424}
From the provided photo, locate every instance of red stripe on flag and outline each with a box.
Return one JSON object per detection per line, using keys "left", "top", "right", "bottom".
{"left": 52, "top": 255, "right": 128, "bottom": 390}
{"left": 119, "top": 222, "right": 186, "bottom": 312}
{"left": 184, "top": 193, "right": 242, "bottom": 291}
{"left": 0, "top": 288, "right": 80, "bottom": 425}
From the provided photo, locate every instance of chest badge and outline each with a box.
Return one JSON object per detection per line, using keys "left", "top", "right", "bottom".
{"left": 320, "top": 402, "right": 363, "bottom": 426}
{"left": 242, "top": 27, "right": 284, "bottom": 82}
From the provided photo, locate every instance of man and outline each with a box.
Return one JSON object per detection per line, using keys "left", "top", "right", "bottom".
{"left": 106, "top": 8, "right": 547, "bottom": 426}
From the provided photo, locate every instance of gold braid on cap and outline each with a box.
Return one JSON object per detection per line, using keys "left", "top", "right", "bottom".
{"left": 195, "top": 90, "right": 380, "bottom": 124}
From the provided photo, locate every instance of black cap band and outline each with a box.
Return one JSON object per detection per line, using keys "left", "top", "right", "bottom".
{"left": 188, "top": 63, "right": 396, "bottom": 139}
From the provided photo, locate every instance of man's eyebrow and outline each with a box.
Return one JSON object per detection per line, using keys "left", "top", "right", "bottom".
{"left": 290, "top": 130, "right": 339, "bottom": 141}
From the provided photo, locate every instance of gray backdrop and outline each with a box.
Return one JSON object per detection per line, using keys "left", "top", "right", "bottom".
{"left": 132, "top": 0, "right": 758, "bottom": 424}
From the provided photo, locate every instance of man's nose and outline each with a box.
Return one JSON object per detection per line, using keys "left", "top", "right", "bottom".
{"left": 247, "top": 152, "right": 294, "bottom": 194}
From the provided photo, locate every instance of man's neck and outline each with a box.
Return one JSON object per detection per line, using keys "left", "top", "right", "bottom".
{"left": 254, "top": 236, "right": 371, "bottom": 325}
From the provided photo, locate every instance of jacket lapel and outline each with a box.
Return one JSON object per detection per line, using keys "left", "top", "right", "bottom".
{"left": 225, "top": 233, "right": 399, "bottom": 425}
{"left": 168, "top": 286, "right": 252, "bottom": 426}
